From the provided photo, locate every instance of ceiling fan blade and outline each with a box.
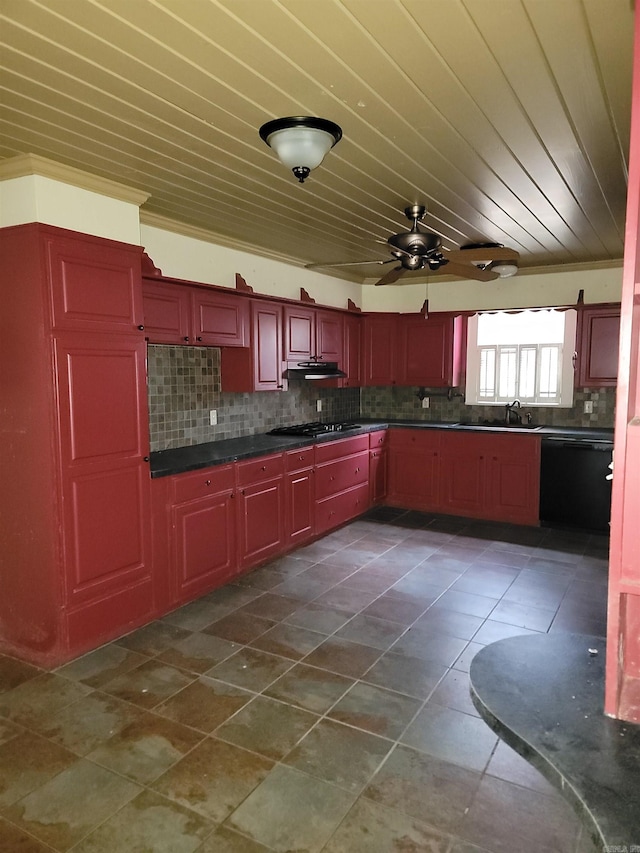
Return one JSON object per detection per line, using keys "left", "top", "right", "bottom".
{"left": 436, "top": 261, "right": 498, "bottom": 282}
{"left": 305, "top": 259, "right": 392, "bottom": 269}
{"left": 375, "top": 266, "right": 406, "bottom": 286}
{"left": 446, "top": 247, "right": 520, "bottom": 263}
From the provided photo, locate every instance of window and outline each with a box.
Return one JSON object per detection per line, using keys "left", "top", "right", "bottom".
{"left": 466, "top": 309, "right": 577, "bottom": 407}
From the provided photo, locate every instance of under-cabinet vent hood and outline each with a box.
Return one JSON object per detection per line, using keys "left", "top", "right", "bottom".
{"left": 283, "top": 361, "right": 346, "bottom": 380}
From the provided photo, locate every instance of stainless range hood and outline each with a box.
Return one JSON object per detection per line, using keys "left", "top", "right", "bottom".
{"left": 283, "top": 361, "right": 346, "bottom": 380}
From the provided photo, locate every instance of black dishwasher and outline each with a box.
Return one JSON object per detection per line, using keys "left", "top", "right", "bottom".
{"left": 539, "top": 437, "right": 613, "bottom": 532}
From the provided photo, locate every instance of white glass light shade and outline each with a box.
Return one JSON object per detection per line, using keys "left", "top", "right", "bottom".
{"left": 491, "top": 262, "right": 519, "bottom": 278}
{"left": 259, "top": 117, "right": 342, "bottom": 183}
{"left": 266, "top": 126, "right": 335, "bottom": 171}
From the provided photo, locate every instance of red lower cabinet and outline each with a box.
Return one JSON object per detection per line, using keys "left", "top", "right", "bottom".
{"left": 315, "top": 435, "right": 370, "bottom": 535}
{"left": 440, "top": 431, "right": 540, "bottom": 525}
{"left": 168, "top": 466, "right": 237, "bottom": 605}
{"left": 285, "top": 447, "right": 315, "bottom": 547}
{"left": 387, "top": 429, "right": 441, "bottom": 511}
{"left": 236, "top": 454, "right": 285, "bottom": 569}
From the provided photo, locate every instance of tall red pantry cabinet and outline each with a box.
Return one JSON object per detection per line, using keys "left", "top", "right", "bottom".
{"left": 1, "top": 223, "right": 154, "bottom": 667}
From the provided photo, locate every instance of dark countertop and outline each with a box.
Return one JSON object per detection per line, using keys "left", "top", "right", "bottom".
{"left": 149, "top": 419, "right": 614, "bottom": 478}
{"left": 469, "top": 633, "right": 640, "bottom": 851}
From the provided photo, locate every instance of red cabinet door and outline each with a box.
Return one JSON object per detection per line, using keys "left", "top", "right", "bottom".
{"left": 142, "top": 279, "right": 192, "bottom": 344}
{"left": 252, "top": 301, "right": 286, "bottom": 390}
{"left": 485, "top": 435, "right": 541, "bottom": 525}
{"left": 283, "top": 305, "right": 315, "bottom": 362}
{"left": 54, "top": 332, "right": 153, "bottom": 646}
{"left": 387, "top": 429, "right": 441, "bottom": 509}
{"left": 439, "top": 433, "right": 486, "bottom": 516}
{"left": 221, "top": 299, "right": 286, "bottom": 392}
{"left": 237, "top": 477, "right": 285, "bottom": 568}
{"left": 285, "top": 468, "right": 315, "bottom": 546}
{"left": 192, "top": 287, "right": 249, "bottom": 347}
{"left": 342, "top": 313, "right": 362, "bottom": 388}
{"left": 46, "top": 232, "right": 143, "bottom": 333}
{"left": 577, "top": 305, "right": 620, "bottom": 387}
{"left": 316, "top": 309, "right": 344, "bottom": 364}
{"left": 370, "top": 449, "right": 387, "bottom": 504}
{"left": 362, "top": 313, "right": 398, "bottom": 385}
{"left": 398, "top": 313, "right": 462, "bottom": 387}
{"left": 173, "top": 490, "right": 237, "bottom": 603}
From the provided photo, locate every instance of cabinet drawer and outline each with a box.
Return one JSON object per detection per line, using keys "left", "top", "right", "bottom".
{"left": 285, "top": 446, "right": 315, "bottom": 472}
{"left": 172, "top": 464, "right": 235, "bottom": 504}
{"left": 316, "top": 483, "right": 370, "bottom": 535}
{"left": 236, "top": 453, "right": 284, "bottom": 486}
{"left": 369, "top": 430, "right": 388, "bottom": 449}
{"left": 388, "top": 428, "right": 441, "bottom": 451}
{"left": 315, "top": 451, "right": 369, "bottom": 500}
{"left": 315, "top": 434, "right": 369, "bottom": 463}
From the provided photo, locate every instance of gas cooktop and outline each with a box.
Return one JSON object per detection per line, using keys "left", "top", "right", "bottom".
{"left": 268, "top": 421, "right": 361, "bottom": 437}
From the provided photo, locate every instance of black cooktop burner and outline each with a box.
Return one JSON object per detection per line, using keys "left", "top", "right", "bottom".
{"left": 268, "top": 421, "right": 361, "bottom": 437}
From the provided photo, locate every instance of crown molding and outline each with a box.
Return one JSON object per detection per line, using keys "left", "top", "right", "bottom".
{"left": 0, "top": 154, "right": 149, "bottom": 206}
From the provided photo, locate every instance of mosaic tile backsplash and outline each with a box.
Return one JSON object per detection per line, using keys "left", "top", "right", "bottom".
{"left": 147, "top": 345, "right": 616, "bottom": 451}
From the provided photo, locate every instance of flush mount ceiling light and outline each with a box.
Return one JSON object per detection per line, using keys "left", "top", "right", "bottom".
{"left": 259, "top": 116, "right": 342, "bottom": 183}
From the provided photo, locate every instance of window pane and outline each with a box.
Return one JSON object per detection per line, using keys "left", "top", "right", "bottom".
{"left": 539, "top": 346, "right": 559, "bottom": 399}
{"left": 498, "top": 347, "right": 517, "bottom": 398}
{"left": 518, "top": 347, "right": 537, "bottom": 399}
{"left": 479, "top": 348, "right": 496, "bottom": 398}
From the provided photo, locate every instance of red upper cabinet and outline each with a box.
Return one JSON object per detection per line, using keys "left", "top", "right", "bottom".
{"left": 221, "top": 299, "right": 286, "bottom": 392}
{"left": 47, "top": 232, "right": 144, "bottom": 333}
{"left": 283, "top": 304, "right": 344, "bottom": 366}
{"left": 283, "top": 305, "right": 315, "bottom": 361}
{"left": 315, "top": 309, "right": 343, "bottom": 363}
{"left": 576, "top": 304, "right": 621, "bottom": 387}
{"left": 397, "top": 312, "right": 464, "bottom": 387}
{"left": 142, "top": 278, "right": 192, "bottom": 343}
{"left": 192, "top": 287, "right": 249, "bottom": 347}
{"left": 142, "top": 277, "right": 249, "bottom": 347}
{"left": 362, "top": 313, "right": 398, "bottom": 385}
{"left": 342, "top": 313, "right": 363, "bottom": 388}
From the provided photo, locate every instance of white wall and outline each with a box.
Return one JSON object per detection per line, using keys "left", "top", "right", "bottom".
{"left": 142, "top": 221, "right": 623, "bottom": 312}
{"left": 140, "top": 224, "right": 363, "bottom": 311}
{"left": 0, "top": 174, "right": 142, "bottom": 245}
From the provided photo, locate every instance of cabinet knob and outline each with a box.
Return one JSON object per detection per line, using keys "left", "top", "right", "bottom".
{"left": 355, "top": 467, "right": 360, "bottom": 473}
{"left": 183, "top": 336, "right": 190, "bottom": 342}
{"left": 137, "top": 324, "right": 145, "bottom": 331}
{"left": 143, "top": 456, "right": 150, "bottom": 462}
{"left": 196, "top": 336, "right": 203, "bottom": 342}
{"left": 261, "top": 465, "right": 266, "bottom": 471}
{"left": 330, "top": 475, "right": 335, "bottom": 481}
{"left": 205, "top": 479, "right": 211, "bottom": 486}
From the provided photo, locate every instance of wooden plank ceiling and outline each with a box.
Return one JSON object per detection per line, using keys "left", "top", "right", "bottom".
{"left": 0, "top": 0, "right": 634, "bottom": 282}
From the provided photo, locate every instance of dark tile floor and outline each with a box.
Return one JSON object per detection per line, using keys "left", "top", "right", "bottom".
{"left": 0, "top": 507, "right": 610, "bottom": 852}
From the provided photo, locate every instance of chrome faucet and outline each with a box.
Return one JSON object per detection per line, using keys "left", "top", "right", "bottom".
{"left": 505, "top": 399, "right": 522, "bottom": 425}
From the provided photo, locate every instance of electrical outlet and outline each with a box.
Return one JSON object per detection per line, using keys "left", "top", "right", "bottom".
{"left": 584, "top": 401, "right": 593, "bottom": 414}
{"left": 316, "top": 399, "right": 322, "bottom": 413}
{"left": 209, "top": 409, "right": 217, "bottom": 426}
{"left": 421, "top": 396, "right": 430, "bottom": 409}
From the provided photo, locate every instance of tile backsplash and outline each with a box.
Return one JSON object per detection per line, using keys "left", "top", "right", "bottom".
{"left": 147, "top": 345, "right": 615, "bottom": 451}
{"left": 148, "top": 346, "right": 359, "bottom": 450}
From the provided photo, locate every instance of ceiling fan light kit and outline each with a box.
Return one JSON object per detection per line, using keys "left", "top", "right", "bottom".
{"left": 259, "top": 116, "right": 342, "bottom": 183}
{"left": 490, "top": 262, "right": 519, "bottom": 278}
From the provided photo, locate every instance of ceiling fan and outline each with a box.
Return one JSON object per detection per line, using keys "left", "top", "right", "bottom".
{"left": 305, "top": 204, "right": 520, "bottom": 285}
